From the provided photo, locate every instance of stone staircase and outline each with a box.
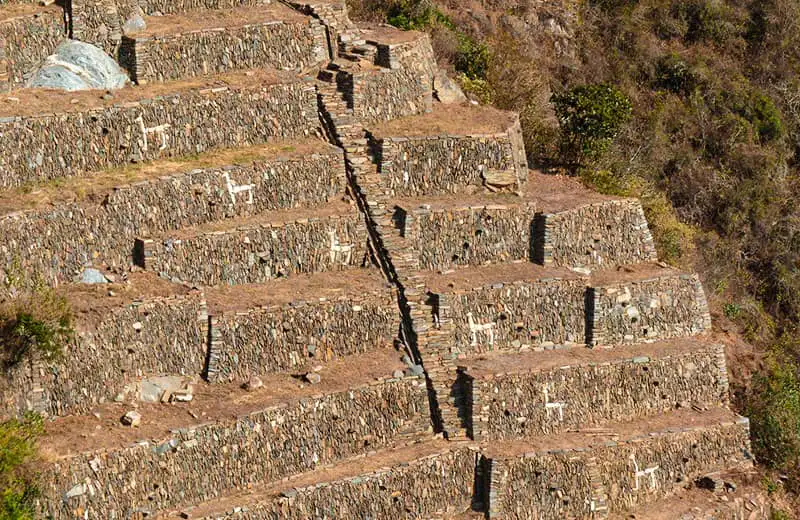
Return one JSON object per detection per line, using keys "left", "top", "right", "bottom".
{"left": 0, "top": 1, "right": 762, "bottom": 519}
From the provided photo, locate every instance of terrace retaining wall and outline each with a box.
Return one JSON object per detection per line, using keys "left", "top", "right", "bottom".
{"left": 37, "top": 376, "right": 431, "bottom": 519}
{"left": 139, "top": 212, "right": 368, "bottom": 286}
{"left": 121, "top": 19, "right": 328, "bottom": 83}
{"left": 207, "top": 288, "right": 400, "bottom": 381}
{"left": 472, "top": 344, "right": 729, "bottom": 440}
{"left": 0, "top": 79, "right": 318, "bottom": 187}
{"left": 0, "top": 149, "right": 344, "bottom": 287}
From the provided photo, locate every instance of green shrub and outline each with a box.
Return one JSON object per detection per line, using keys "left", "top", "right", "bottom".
{"left": 723, "top": 302, "right": 741, "bottom": 319}
{"left": 0, "top": 289, "right": 72, "bottom": 371}
{"left": 748, "top": 353, "right": 800, "bottom": 471}
{"left": 551, "top": 83, "right": 633, "bottom": 165}
{"left": 655, "top": 53, "right": 697, "bottom": 94}
{"left": 0, "top": 414, "right": 43, "bottom": 520}
{"left": 454, "top": 35, "right": 490, "bottom": 80}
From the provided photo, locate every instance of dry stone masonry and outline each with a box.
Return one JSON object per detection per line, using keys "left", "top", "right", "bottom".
{"left": 120, "top": 9, "right": 328, "bottom": 83}
{"left": 0, "top": 74, "right": 318, "bottom": 187}
{"left": 0, "top": 0, "right": 758, "bottom": 518}
{"left": 138, "top": 212, "right": 368, "bottom": 286}
{"left": 0, "top": 145, "right": 345, "bottom": 287}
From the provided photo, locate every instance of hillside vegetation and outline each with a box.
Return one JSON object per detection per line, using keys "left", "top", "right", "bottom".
{"left": 349, "top": 0, "right": 800, "bottom": 508}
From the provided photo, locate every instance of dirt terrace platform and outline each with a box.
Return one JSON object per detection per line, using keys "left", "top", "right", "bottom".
{"left": 163, "top": 438, "right": 456, "bottom": 518}
{"left": 357, "top": 22, "right": 427, "bottom": 45}
{"left": 369, "top": 103, "right": 517, "bottom": 138}
{"left": 135, "top": 5, "right": 307, "bottom": 36}
{"left": 391, "top": 169, "right": 618, "bottom": 213}
{"left": 483, "top": 406, "right": 741, "bottom": 458}
{"left": 0, "top": 139, "right": 338, "bottom": 214}
{"left": 418, "top": 262, "right": 586, "bottom": 294}
{"left": 205, "top": 268, "right": 391, "bottom": 312}
{"left": 57, "top": 272, "right": 193, "bottom": 331}
{"left": 607, "top": 470, "right": 773, "bottom": 520}
{"left": 461, "top": 337, "right": 717, "bottom": 378}
{"left": 0, "top": 68, "right": 303, "bottom": 118}
{"left": 590, "top": 262, "right": 684, "bottom": 286}
{"left": 40, "top": 348, "right": 407, "bottom": 458}
{"left": 0, "top": 2, "right": 61, "bottom": 22}
{"left": 161, "top": 197, "right": 356, "bottom": 239}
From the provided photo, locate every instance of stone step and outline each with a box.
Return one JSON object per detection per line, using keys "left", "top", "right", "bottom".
{"left": 35, "top": 350, "right": 432, "bottom": 519}
{"left": 121, "top": 5, "right": 328, "bottom": 84}
{"left": 0, "top": 69, "right": 319, "bottom": 189}
{"left": 0, "top": 2, "right": 66, "bottom": 92}
{"left": 135, "top": 201, "right": 368, "bottom": 286}
{"left": 483, "top": 407, "right": 753, "bottom": 519}
{"left": 0, "top": 140, "right": 345, "bottom": 288}
{"left": 161, "top": 440, "right": 475, "bottom": 519}
{"left": 367, "top": 104, "right": 528, "bottom": 197}
{"left": 461, "top": 338, "right": 730, "bottom": 441}
{"left": 413, "top": 262, "right": 710, "bottom": 356}
{"left": 0, "top": 269, "right": 402, "bottom": 418}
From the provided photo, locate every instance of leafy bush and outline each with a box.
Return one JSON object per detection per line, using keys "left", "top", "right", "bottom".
{"left": 454, "top": 35, "right": 490, "bottom": 80}
{"left": 387, "top": 0, "right": 441, "bottom": 30}
{"left": 748, "top": 352, "right": 800, "bottom": 472}
{"left": 551, "top": 84, "right": 633, "bottom": 164}
{"left": 0, "top": 414, "right": 43, "bottom": 520}
{"left": 655, "top": 53, "right": 697, "bottom": 95}
{"left": 0, "top": 289, "right": 72, "bottom": 371}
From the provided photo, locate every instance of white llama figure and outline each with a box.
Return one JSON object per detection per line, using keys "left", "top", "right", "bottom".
{"left": 466, "top": 311, "right": 495, "bottom": 347}
{"left": 136, "top": 115, "right": 171, "bottom": 152}
{"left": 543, "top": 384, "right": 565, "bottom": 421}
{"left": 223, "top": 172, "right": 255, "bottom": 206}
{"left": 630, "top": 454, "right": 659, "bottom": 491}
{"left": 328, "top": 230, "right": 354, "bottom": 265}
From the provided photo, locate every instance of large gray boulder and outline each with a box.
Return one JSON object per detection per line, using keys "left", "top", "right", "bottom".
{"left": 27, "top": 40, "right": 129, "bottom": 91}
{"left": 434, "top": 69, "right": 467, "bottom": 104}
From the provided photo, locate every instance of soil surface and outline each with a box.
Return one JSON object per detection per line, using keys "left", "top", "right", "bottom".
{"left": 166, "top": 197, "right": 356, "bottom": 238}
{"left": 0, "top": 68, "right": 300, "bottom": 118}
{"left": 0, "top": 139, "right": 337, "bottom": 214}
{"left": 139, "top": 5, "right": 305, "bottom": 36}
{"left": 418, "top": 262, "right": 585, "bottom": 294}
{"left": 370, "top": 103, "right": 517, "bottom": 137}
{"left": 206, "top": 268, "right": 391, "bottom": 312}
{"left": 484, "top": 406, "right": 740, "bottom": 458}
{"left": 40, "top": 348, "right": 407, "bottom": 458}
{"left": 163, "top": 439, "right": 455, "bottom": 518}
{"left": 463, "top": 337, "right": 714, "bottom": 377}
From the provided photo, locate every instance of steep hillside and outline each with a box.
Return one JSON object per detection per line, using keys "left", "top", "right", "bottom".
{"left": 347, "top": 0, "right": 800, "bottom": 514}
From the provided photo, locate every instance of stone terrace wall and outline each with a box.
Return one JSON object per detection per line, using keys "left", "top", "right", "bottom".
{"left": 0, "top": 150, "right": 344, "bottom": 287}
{"left": 0, "top": 293, "right": 207, "bottom": 418}
{"left": 374, "top": 32, "right": 436, "bottom": 82}
{"left": 37, "top": 376, "right": 431, "bottom": 519}
{"left": 0, "top": 79, "right": 318, "bottom": 187}
{"left": 373, "top": 123, "right": 527, "bottom": 197}
{"left": 140, "top": 213, "right": 368, "bottom": 286}
{"left": 472, "top": 344, "right": 729, "bottom": 440}
{"left": 71, "top": 0, "right": 270, "bottom": 53}
{"left": 207, "top": 288, "right": 400, "bottom": 382}
{"left": 205, "top": 448, "right": 477, "bottom": 519}
{"left": 349, "top": 66, "right": 432, "bottom": 124}
{"left": 0, "top": 6, "right": 66, "bottom": 92}
{"left": 400, "top": 203, "right": 537, "bottom": 271}
{"left": 122, "top": 20, "right": 328, "bottom": 84}
{"left": 590, "top": 273, "right": 712, "bottom": 346}
{"left": 535, "top": 199, "right": 658, "bottom": 268}
{"left": 433, "top": 278, "right": 587, "bottom": 357}
{"left": 490, "top": 418, "right": 752, "bottom": 518}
